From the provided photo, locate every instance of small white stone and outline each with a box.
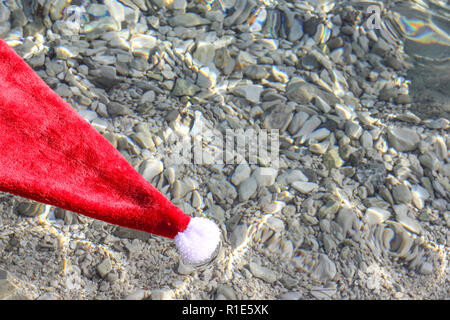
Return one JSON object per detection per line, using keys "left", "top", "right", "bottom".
{"left": 292, "top": 181, "right": 319, "bottom": 194}
{"left": 365, "top": 207, "right": 391, "bottom": 225}
{"left": 231, "top": 163, "right": 251, "bottom": 186}
{"left": 139, "top": 159, "right": 164, "bottom": 182}
{"left": 253, "top": 167, "right": 278, "bottom": 187}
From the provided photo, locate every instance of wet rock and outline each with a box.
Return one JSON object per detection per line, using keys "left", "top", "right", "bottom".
{"left": 253, "top": 167, "right": 278, "bottom": 188}
{"left": 392, "top": 184, "right": 413, "bottom": 204}
{"left": 387, "top": 127, "right": 420, "bottom": 152}
{"left": 230, "top": 224, "right": 248, "bottom": 249}
{"left": 139, "top": 159, "right": 164, "bottom": 182}
{"left": 172, "top": 79, "right": 200, "bottom": 97}
{"left": 323, "top": 149, "right": 343, "bottom": 169}
{"left": 107, "top": 101, "right": 130, "bottom": 116}
{"left": 249, "top": 262, "right": 277, "bottom": 283}
{"left": 239, "top": 177, "right": 257, "bottom": 201}
{"left": 418, "top": 262, "right": 433, "bottom": 275}
{"left": 97, "top": 258, "right": 112, "bottom": 278}
{"left": 231, "top": 163, "right": 251, "bottom": 186}
{"left": 292, "top": 181, "right": 319, "bottom": 194}
{"left": 169, "top": 13, "right": 210, "bottom": 27}
{"left": 286, "top": 80, "right": 315, "bottom": 104}
{"left": 278, "top": 291, "right": 302, "bottom": 300}
{"left": 233, "top": 84, "right": 263, "bottom": 104}
{"left": 151, "top": 289, "right": 172, "bottom": 300}
{"left": 123, "top": 290, "right": 147, "bottom": 300}
{"left": 0, "top": 269, "right": 17, "bottom": 300}
{"left": 91, "top": 66, "right": 118, "bottom": 89}
{"left": 15, "top": 201, "right": 46, "bottom": 217}
{"left": 311, "top": 254, "right": 337, "bottom": 281}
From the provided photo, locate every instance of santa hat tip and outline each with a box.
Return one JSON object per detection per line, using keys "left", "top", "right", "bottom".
{"left": 175, "top": 217, "right": 221, "bottom": 265}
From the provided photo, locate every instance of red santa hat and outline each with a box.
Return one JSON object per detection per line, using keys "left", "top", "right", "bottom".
{"left": 0, "top": 38, "right": 221, "bottom": 264}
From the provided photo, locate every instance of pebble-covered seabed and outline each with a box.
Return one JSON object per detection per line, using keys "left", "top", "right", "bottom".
{"left": 0, "top": 0, "right": 449, "bottom": 300}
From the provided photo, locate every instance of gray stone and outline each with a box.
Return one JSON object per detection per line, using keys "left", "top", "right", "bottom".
{"left": 233, "top": 84, "right": 263, "bottom": 104}
{"left": 311, "top": 254, "right": 337, "bottom": 281}
{"left": 15, "top": 201, "right": 46, "bottom": 217}
{"left": 345, "top": 121, "right": 363, "bottom": 139}
{"left": 177, "top": 261, "right": 195, "bottom": 275}
{"left": 288, "top": 112, "right": 309, "bottom": 135}
{"left": 216, "top": 284, "right": 237, "bottom": 300}
{"left": 279, "top": 291, "right": 302, "bottom": 300}
{"left": 97, "top": 258, "right": 112, "bottom": 278}
{"left": 292, "top": 181, "right": 319, "bottom": 194}
{"left": 123, "top": 290, "right": 147, "bottom": 300}
{"left": 238, "top": 177, "right": 257, "bottom": 201}
{"left": 151, "top": 289, "right": 172, "bottom": 300}
{"left": 286, "top": 81, "right": 315, "bottom": 104}
{"left": 0, "top": 270, "right": 17, "bottom": 300}
{"left": 139, "top": 159, "right": 164, "bottom": 182}
{"left": 294, "top": 115, "right": 321, "bottom": 143}
{"left": 194, "top": 44, "right": 216, "bottom": 66}
{"left": 244, "top": 65, "right": 269, "bottom": 80}
{"left": 392, "top": 184, "right": 413, "bottom": 204}
{"left": 336, "top": 208, "right": 356, "bottom": 235}
{"left": 387, "top": 127, "right": 420, "bottom": 152}
{"left": 172, "top": 79, "right": 200, "bottom": 97}
{"left": 249, "top": 262, "right": 277, "bottom": 283}
{"left": 113, "top": 226, "right": 151, "bottom": 241}
{"left": 140, "top": 91, "right": 155, "bottom": 104}
{"left": 230, "top": 224, "right": 248, "bottom": 249}
{"left": 418, "top": 262, "right": 433, "bottom": 275}
{"left": 323, "top": 149, "right": 344, "bottom": 169}
{"left": 107, "top": 102, "right": 129, "bottom": 116}
{"left": 168, "top": 13, "right": 210, "bottom": 27}
{"left": 253, "top": 167, "right": 278, "bottom": 188}
{"left": 231, "top": 163, "right": 251, "bottom": 186}
{"left": 92, "top": 66, "right": 118, "bottom": 89}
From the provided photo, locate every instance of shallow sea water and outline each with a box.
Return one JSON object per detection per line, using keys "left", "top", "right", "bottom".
{"left": 0, "top": 0, "right": 449, "bottom": 300}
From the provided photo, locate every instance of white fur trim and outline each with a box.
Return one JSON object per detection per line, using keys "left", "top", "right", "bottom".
{"left": 174, "top": 217, "right": 221, "bottom": 264}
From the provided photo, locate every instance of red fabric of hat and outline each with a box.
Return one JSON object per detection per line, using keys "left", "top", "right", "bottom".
{"left": 0, "top": 38, "right": 220, "bottom": 264}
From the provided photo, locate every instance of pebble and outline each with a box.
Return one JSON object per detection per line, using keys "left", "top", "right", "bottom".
{"left": 139, "top": 159, "right": 164, "bottom": 182}
{"left": 107, "top": 102, "right": 130, "bottom": 116}
{"left": 365, "top": 207, "right": 391, "bottom": 225}
{"left": 216, "top": 285, "right": 237, "bottom": 300}
{"left": 387, "top": 127, "right": 420, "bottom": 152}
{"left": 336, "top": 207, "right": 356, "bottom": 235}
{"left": 286, "top": 80, "right": 315, "bottom": 104}
{"left": 311, "top": 254, "right": 337, "bottom": 281}
{"left": 0, "top": 269, "right": 17, "bottom": 300}
{"left": 2, "top": 0, "right": 448, "bottom": 301}
{"left": 97, "top": 258, "right": 112, "bottom": 278}
{"left": 292, "top": 181, "right": 319, "bottom": 194}
{"left": 123, "top": 290, "right": 147, "bottom": 300}
{"left": 172, "top": 79, "right": 200, "bottom": 97}
{"left": 253, "top": 167, "right": 278, "bottom": 188}
{"left": 418, "top": 262, "right": 433, "bottom": 275}
{"left": 278, "top": 292, "right": 302, "bottom": 300}
{"left": 323, "top": 149, "right": 344, "bottom": 169}
{"left": 392, "top": 184, "right": 413, "bottom": 204}
{"left": 295, "top": 115, "right": 322, "bottom": 144}
{"left": 230, "top": 224, "right": 248, "bottom": 249}
{"left": 249, "top": 262, "right": 277, "bottom": 284}
{"left": 177, "top": 260, "right": 195, "bottom": 275}
{"left": 169, "top": 13, "right": 210, "bottom": 27}
{"left": 233, "top": 84, "right": 263, "bottom": 104}
{"left": 15, "top": 201, "right": 46, "bottom": 217}
{"left": 151, "top": 289, "right": 173, "bottom": 300}
{"left": 238, "top": 176, "right": 257, "bottom": 201}
{"left": 231, "top": 163, "right": 251, "bottom": 186}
